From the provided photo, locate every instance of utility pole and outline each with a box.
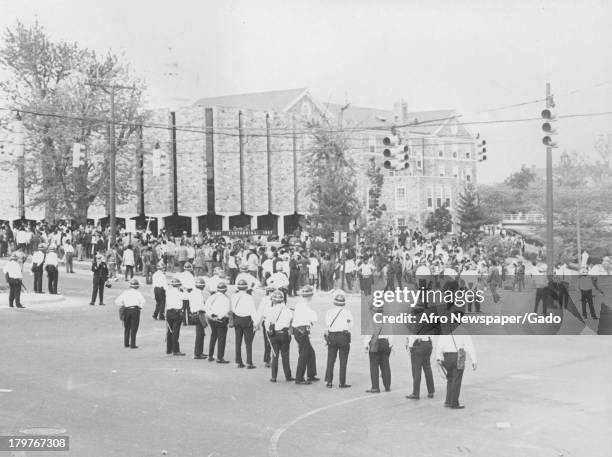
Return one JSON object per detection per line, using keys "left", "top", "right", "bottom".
{"left": 86, "top": 82, "right": 135, "bottom": 247}
{"left": 576, "top": 202, "right": 581, "bottom": 264}
{"left": 545, "top": 82, "right": 554, "bottom": 274}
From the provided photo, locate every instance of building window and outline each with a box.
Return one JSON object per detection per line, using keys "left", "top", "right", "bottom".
{"left": 436, "top": 188, "right": 443, "bottom": 208}
{"left": 395, "top": 186, "right": 406, "bottom": 210}
{"left": 452, "top": 151, "right": 457, "bottom": 158}
{"left": 417, "top": 159, "right": 422, "bottom": 169}
{"left": 438, "top": 150, "right": 444, "bottom": 157}
{"left": 453, "top": 166, "right": 459, "bottom": 178}
{"left": 427, "top": 188, "right": 433, "bottom": 209}
{"left": 466, "top": 151, "right": 471, "bottom": 159}
{"left": 368, "top": 135, "right": 376, "bottom": 153}
{"left": 439, "top": 165, "right": 445, "bottom": 177}
{"left": 466, "top": 173, "right": 472, "bottom": 182}
{"left": 397, "top": 217, "right": 406, "bottom": 228}
{"left": 445, "top": 186, "right": 451, "bottom": 208}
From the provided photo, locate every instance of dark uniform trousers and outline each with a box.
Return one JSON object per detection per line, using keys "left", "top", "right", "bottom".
{"left": 166, "top": 309, "right": 183, "bottom": 354}
{"left": 262, "top": 322, "right": 271, "bottom": 364}
{"left": 410, "top": 340, "right": 435, "bottom": 396}
{"left": 442, "top": 352, "right": 464, "bottom": 407}
{"left": 534, "top": 287, "right": 554, "bottom": 315}
{"left": 91, "top": 276, "right": 107, "bottom": 304}
{"left": 269, "top": 330, "right": 292, "bottom": 381}
{"left": 8, "top": 278, "right": 22, "bottom": 307}
{"left": 194, "top": 312, "right": 206, "bottom": 357}
{"left": 234, "top": 315, "right": 255, "bottom": 365}
{"left": 123, "top": 308, "right": 140, "bottom": 348}
{"left": 208, "top": 318, "right": 229, "bottom": 360}
{"left": 325, "top": 332, "right": 351, "bottom": 385}
{"left": 580, "top": 289, "right": 597, "bottom": 318}
{"left": 46, "top": 266, "right": 58, "bottom": 294}
{"left": 33, "top": 265, "right": 44, "bottom": 293}
{"left": 153, "top": 287, "right": 166, "bottom": 319}
{"left": 369, "top": 345, "right": 391, "bottom": 391}
{"left": 294, "top": 327, "right": 317, "bottom": 381}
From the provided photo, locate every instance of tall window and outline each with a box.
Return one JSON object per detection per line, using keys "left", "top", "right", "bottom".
{"left": 438, "top": 150, "right": 444, "bottom": 157}
{"left": 439, "top": 164, "right": 445, "bottom": 177}
{"left": 427, "top": 188, "right": 433, "bottom": 209}
{"left": 436, "top": 188, "right": 443, "bottom": 208}
{"left": 395, "top": 186, "right": 407, "bottom": 210}
{"left": 453, "top": 166, "right": 459, "bottom": 178}
{"left": 397, "top": 217, "right": 406, "bottom": 228}
{"left": 444, "top": 186, "right": 452, "bottom": 208}
{"left": 368, "top": 135, "right": 376, "bottom": 153}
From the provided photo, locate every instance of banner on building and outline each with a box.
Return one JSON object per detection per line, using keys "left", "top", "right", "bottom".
{"left": 209, "top": 229, "right": 274, "bottom": 237}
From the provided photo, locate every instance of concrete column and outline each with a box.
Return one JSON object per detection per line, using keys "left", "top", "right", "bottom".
{"left": 276, "top": 214, "right": 285, "bottom": 238}
{"left": 222, "top": 215, "right": 230, "bottom": 231}
{"left": 250, "top": 216, "right": 258, "bottom": 230}
{"left": 158, "top": 216, "right": 165, "bottom": 230}
{"left": 191, "top": 216, "right": 199, "bottom": 235}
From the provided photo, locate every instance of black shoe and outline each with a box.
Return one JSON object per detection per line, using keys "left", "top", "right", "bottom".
{"left": 339, "top": 384, "right": 351, "bottom": 389}
{"left": 451, "top": 404, "right": 465, "bottom": 409}
{"left": 286, "top": 377, "right": 295, "bottom": 382}
{"left": 16, "top": 304, "right": 25, "bottom": 308}
{"left": 307, "top": 376, "right": 320, "bottom": 382}
{"left": 89, "top": 303, "right": 95, "bottom": 306}
{"left": 427, "top": 393, "right": 435, "bottom": 398}
{"left": 125, "top": 345, "right": 130, "bottom": 348}
{"left": 247, "top": 364, "right": 256, "bottom": 369}
{"left": 173, "top": 352, "right": 186, "bottom": 356}
{"left": 130, "top": 346, "right": 139, "bottom": 349}
{"left": 326, "top": 382, "right": 333, "bottom": 388}
{"left": 152, "top": 315, "right": 158, "bottom": 320}
{"left": 406, "top": 394, "right": 420, "bottom": 400}
{"left": 208, "top": 357, "right": 215, "bottom": 362}
{"left": 99, "top": 303, "right": 105, "bottom": 306}
{"left": 166, "top": 351, "right": 172, "bottom": 355}
{"left": 159, "top": 316, "right": 165, "bottom": 321}
{"left": 296, "top": 380, "right": 312, "bottom": 385}
{"left": 217, "top": 359, "right": 230, "bottom": 364}
{"left": 385, "top": 388, "right": 391, "bottom": 392}
{"left": 366, "top": 388, "right": 380, "bottom": 393}
{"left": 270, "top": 378, "right": 277, "bottom": 383}
{"left": 9, "top": 305, "right": 14, "bottom": 308}
{"left": 194, "top": 355, "right": 207, "bottom": 359}
{"left": 237, "top": 363, "right": 245, "bottom": 368}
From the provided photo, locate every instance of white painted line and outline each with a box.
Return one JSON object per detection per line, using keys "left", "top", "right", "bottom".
{"left": 0, "top": 388, "right": 13, "bottom": 393}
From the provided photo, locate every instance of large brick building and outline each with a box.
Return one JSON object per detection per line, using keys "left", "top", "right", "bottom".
{"left": 0, "top": 88, "right": 477, "bottom": 236}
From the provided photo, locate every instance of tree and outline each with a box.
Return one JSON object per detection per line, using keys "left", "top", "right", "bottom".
{"left": 366, "top": 157, "right": 386, "bottom": 220}
{"left": 303, "top": 121, "right": 362, "bottom": 239}
{"left": 505, "top": 165, "right": 536, "bottom": 190}
{"left": 456, "top": 183, "right": 489, "bottom": 235}
{"left": 424, "top": 206, "right": 452, "bottom": 237}
{"left": 0, "top": 21, "right": 146, "bottom": 224}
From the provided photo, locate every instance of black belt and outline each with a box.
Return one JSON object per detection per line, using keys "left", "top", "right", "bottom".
{"left": 329, "top": 331, "right": 350, "bottom": 335}
{"left": 125, "top": 306, "right": 140, "bottom": 310}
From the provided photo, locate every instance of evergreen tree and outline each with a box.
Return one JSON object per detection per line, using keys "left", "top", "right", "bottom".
{"left": 456, "top": 184, "right": 488, "bottom": 235}
{"left": 424, "top": 206, "right": 452, "bottom": 237}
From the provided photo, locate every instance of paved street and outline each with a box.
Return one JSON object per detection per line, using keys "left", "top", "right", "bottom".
{"left": 1, "top": 271, "right": 611, "bottom": 457}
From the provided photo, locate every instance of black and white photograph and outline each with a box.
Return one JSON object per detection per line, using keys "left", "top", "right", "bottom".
{"left": 0, "top": 1, "right": 611, "bottom": 456}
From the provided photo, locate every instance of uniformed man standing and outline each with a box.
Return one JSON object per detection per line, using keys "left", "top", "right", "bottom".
{"left": 435, "top": 333, "right": 477, "bottom": 409}
{"left": 178, "top": 262, "right": 196, "bottom": 325}
{"left": 405, "top": 335, "right": 435, "bottom": 400}
{"left": 4, "top": 253, "right": 25, "bottom": 308}
{"left": 235, "top": 264, "right": 259, "bottom": 294}
{"left": 45, "top": 246, "right": 59, "bottom": 294}
{"left": 115, "top": 278, "right": 145, "bottom": 348}
{"left": 578, "top": 267, "right": 603, "bottom": 319}
{"left": 31, "top": 243, "right": 46, "bottom": 293}
{"left": 206, "top": 282, "right": 231, "bottom": 363}
{"left": 231, "top": 279, "right": 258, "bottom": 368}
{"left": 261, "top": 290, "right": 294, "bottom": 382}
{"left": 191, "top": 276, "right": 208, "bottom": 359}
{"left": 152, "top": 261, "right": 167, "bottom": 320}
{"left": 324, "top": 291, "right": 353, "bottom": 388}
{"left": 256, "top": 285, "right": 275, "bottom": 367}
{"left": 364, "top": 325, "right": 393, "bottom": 393}
{"left": 292, "top": 285, "right": 319, "bottom": 385}
{"left": 165, "top": 277, "right": 186, "bottom": 356}
{"left": 90, "top": 253, "right": 109, "bottom": 306}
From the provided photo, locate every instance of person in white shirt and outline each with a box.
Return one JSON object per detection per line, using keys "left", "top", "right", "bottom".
{"left": 152, "top": 261, "right": 167, "bottom": 320}
{"left": 578, "top": 268, "right": 603, "bottom": 320}
{"left": 266, "top": 264, "right": 289, "bottom": 299}
{"left": 324, "top": 291, "right": 353, "bottom": 388}
{"left": 292, "top": 285, "right": 319, "bottom": 384}
{"left": 122, "top": 245, "right": 135, "bottom": 280}
{"left": 4, "top": 253, "right": 24, "bottom": 308}
{"left": 115, "top": 278, "right": 146, "bottom": 349}
{"left": 45, "top": 246, "right": 59, "bottom": 294}
{"left": 206, "top": 267, "right": 225, "bottom": 295}
{"left": 255, "top": 285, "right": 275, "bottom": 368}
{"left": 308, "top": 254, "right": 320, "bottom": 289}
{"left": 63, "top": 240, "right": 75, "bottom": 273}
{"left": 405, "top": 335, "right": 435, "bottom": 400}
{"left": 262, "top": 290, "right": 294, "bottom": 382}
{"left": 178, "top": 262, "right": 196, "bottom": 325}
{"left": 206, "top": 282, "right": 231, "bottom": 363}
{"left": 31, "top": 244, "right": 46, "bottom": 293}
{"left": 235, "top": 264, "right": 259, "bottom": 294}
{"left": 231, "top": 279, "right": 258, "bottom": 368}
{"left": 364, "top": 324, "right": 393, "bottom": 393}
{"left": 192, "top": 277, "right": 209, "bottom": 359}
{"left": 357, "top": 256, "right": 374, "bottom": 295}
{"left": 435, "top": 333, "right": 477, "bottom": 409}
{"left": 165, "top": 277, "right": 186, "bottom": 356}
{"left": 261, "top": 254, "right": 274, "bottom": 283}
{"left": 531, "top": 262, "right": 553, "bottom": 316}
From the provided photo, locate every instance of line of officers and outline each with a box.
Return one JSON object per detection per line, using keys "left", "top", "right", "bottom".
{"left": 115, "top": 262, "right": 477, "bottom": 407}
{"left": 115, "top": 262, "right": 354, "bottom": 387}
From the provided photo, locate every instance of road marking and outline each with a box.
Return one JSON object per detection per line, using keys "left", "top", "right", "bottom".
{"left": 268, "top": 388, "right": 409, "bottom": 457}
{"left": 0, "top": 388, "right": 13, "bottom": 393}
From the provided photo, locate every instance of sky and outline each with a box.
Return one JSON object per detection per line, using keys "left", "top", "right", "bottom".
{"left": 0, "top": 0, "right": 611, "bottom": 182}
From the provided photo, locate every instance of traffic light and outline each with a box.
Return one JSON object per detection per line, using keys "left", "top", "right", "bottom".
{"left": 382, "top": 131, "right": 409, "bottom": 170}
{"left": 477, "top": 137, "right": 487, "bottom": 162}
{"left": 72, "top": 142, "right": 85, "bottom": 167}
{"left": 541, "top": 105, "right": 558, "bottom": 148}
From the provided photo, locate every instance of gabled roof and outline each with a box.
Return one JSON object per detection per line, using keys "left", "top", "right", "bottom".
{"left": 193, "top": 88, "right": 309, "bottom": 112}
{"left": 325, "top": 104, "right": 456, "bottom": 135}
